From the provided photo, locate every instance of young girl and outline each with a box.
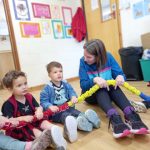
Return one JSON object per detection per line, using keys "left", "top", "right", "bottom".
{"left": 1, "top": 70, "right": 67, "bottom": 150}
{"left": 40, "top": 61, "right": 100, "bottom": 143}
{"left": 0, "top": 111, "right": 51, "bottom": 150}
{"left": 79, "top": 39, "right": 150, "bottom": 138}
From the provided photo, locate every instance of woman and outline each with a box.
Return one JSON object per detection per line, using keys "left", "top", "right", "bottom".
{"left": 79, "top": 39, "right": 149, "bottom": 138}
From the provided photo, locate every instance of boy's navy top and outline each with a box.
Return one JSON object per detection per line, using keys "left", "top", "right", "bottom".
{"left": 40, "top": 80, "right": 77, "bottom": 110}
{"left": 79, "top": 52, "right": 126, "bottom": 92}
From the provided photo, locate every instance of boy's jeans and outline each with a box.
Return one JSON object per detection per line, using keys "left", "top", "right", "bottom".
{"left": 49, "top": 107, "right": 81, "bottom": 123}
{"left": 0, "top": 132, "right": 25, "bottom": 150}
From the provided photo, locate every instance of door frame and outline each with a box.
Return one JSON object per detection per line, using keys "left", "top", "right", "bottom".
{"left": 3, "top": 0, "right": 20, "bottom": 70}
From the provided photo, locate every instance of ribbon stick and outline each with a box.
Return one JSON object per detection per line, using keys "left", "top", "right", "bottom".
{"left": 1, "top": 80, "right": 150, "bottom": 130}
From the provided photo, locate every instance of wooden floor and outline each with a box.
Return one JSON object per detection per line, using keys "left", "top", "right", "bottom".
{"left": 0, "top": 80, "right": 150, "bottom": 150}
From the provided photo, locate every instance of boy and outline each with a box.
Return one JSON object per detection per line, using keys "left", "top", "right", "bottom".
{"left": 40, "top": 61, "right": 100, "bottom": 142}
{"left": 2, "top": 70, "right": 67, "bottom": 150}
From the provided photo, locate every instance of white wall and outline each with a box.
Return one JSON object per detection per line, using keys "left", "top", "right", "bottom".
{"left": 0, "top": 1, "right": 11, "bottom": 51}
{"left": 120, "top": 0, "right": 150, "bottom": 47}
{"left": 8, "top": 0, "right": 84, "bottom": 87}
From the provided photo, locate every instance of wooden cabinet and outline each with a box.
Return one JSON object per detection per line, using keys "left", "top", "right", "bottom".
{"left": 0, "top": 51, "right": 15, "bottom": 89}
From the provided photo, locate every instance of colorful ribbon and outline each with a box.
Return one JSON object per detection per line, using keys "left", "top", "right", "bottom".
{"left": 1, "top": 80, "right": 150, "bottom": 130}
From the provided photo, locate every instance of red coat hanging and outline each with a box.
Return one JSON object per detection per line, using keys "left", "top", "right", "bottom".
{"left": 71, "top": 7, "right": 87, "bottom": 42}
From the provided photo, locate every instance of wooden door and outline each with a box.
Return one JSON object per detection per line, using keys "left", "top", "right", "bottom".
{"left": 82, "top": 0, "right": 122, "bottom": 65}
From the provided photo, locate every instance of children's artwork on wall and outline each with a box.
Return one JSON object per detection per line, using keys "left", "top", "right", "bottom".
{"left": 40, "top": 20, "right": 51, "bottom": 34}
{"left": 51, "top": 20, "right": 64, "bottom": 39}
{"left": 0, "top": 18, "right": 9, "bottom": 35}
{"left": 62, "top": 6, "right": 72, "bottom": 25}
{"left": 32, "top": 3, "right": 51, "bottom": 19}
{"left": 144, "top": 0, "right": 150, "bottom": 15}
{"left": 64, "top": 26, "right": 72, "bottom": 38}
{"left": 19, "top": 22, "right": 41, "bottom": 38}
{"left": 12, "top": 0, "right": 30, "bottom": 20}
{"left": 51, "top": 5, "right": 61, "bottom": 19}
{"left": 132, "top": 1, "right": 144, "bottom": 19}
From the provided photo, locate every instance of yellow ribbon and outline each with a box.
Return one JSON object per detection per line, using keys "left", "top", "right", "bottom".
{"left": 67, "top": 80, "right": 141, "bottom": 106}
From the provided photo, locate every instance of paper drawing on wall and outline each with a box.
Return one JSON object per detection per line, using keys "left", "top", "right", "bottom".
{"left": 20, "top": 22, "right": 41, "bottom": 38}
{"left": 52, "top": 20, "right": 64, "bottom": 39}
{"left": 100, "top": 0, "right": 112, "bottom": 22}
{"left": 62, "top": 6, "right": 72, "bottom": 25}
{"left": 64, "top": 26, "right": 72, "bottom": 38}
{"left": 51, "top": 5, "right": 60, "bottom": 19}
{"left": 0, "top": 18, "right": 9, "bottom": 35}
{"left": 40, "top": 20, "right": 51, "bottom": 34}
{"left": 133, "top": 1, "right": 144, "bottom": 19}
{"left": 12, "top": 0, "right": 30, "bottom": 20}
{"left": 32, "top": 3, "right": 51, "bottom": 19}
{"left": 144, "top": 0, "right": 150, "bottom": 15}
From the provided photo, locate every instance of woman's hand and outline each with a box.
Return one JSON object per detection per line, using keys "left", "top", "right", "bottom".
{"left": 93, "top": 77, "right": 109, "bottom": 91}
{"left": 49, "top": 106, "right": 59, "bottom": 113}
{"left": 115, "top": 75, "right": 125, "bottom": 89}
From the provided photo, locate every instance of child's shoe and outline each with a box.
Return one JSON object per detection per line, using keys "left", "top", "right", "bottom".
{"left": 109, "top": 114, "right": 131, "bottom": 138}
{"left": 64, "top": 116, "right": 78, "bottom": 143}
{"left": 129, "top": 100, "right": 147, "bottom": 113}
{"left": 125, "top": 111, "right": 150, "bottom": 135}
{"left": 84, "top": 109, "right": 100, "bottom": 128}
{"left": 50, "top": 126, "right": 67, "bottom": 150}
{"left": 77, "top": 114, "right": 93, "bottom": 132}
{"left": 31, "top": 129, "right": 51, "bottom": 150}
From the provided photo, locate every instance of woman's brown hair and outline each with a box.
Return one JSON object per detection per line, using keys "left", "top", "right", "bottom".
{"left": 83, "top": 39, "right": 107, "bottom": 69}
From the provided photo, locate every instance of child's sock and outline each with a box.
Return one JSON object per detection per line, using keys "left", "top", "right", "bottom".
{"left": 123, "top": 106, "right": 135, "bottom": 115}
{"left": 107, "top": 108, "right": 119, "bottom": 118}
{"left": 25, "top": 142, "right": 32, "bottom": 150}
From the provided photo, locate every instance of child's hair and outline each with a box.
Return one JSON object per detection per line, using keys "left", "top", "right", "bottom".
{"left": 2, "top": 70, "right": 26, "bottom": 88}
{"left": 46, "top": 61, "right": 62, "bottom": 73}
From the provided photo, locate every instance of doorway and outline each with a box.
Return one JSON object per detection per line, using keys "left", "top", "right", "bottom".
{"left": 0, "top": 0, "right": 20, "bottom": 89}
{"left": 82, "top": 0, "right": 122, "bottom": 65}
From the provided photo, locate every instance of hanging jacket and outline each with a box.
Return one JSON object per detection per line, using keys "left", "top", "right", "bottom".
{"left": 71, "top": 7, "right": 86, "bottom": 42}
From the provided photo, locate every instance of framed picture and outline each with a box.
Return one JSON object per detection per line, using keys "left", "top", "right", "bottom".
{"left": 64, "top": 26, "right": 72, "bottom": 38}
{"left": 62, "top": 6, "right": 72, "bottom": 25}
{"left": 40, "top": 20, "right": 51, "bottom": 34}
{"left": 0, "top": 17, "right": 9, "bottom": 35}
{"left": 12, "top": 0, "right": 30, "bottom": 20}
{"left": 51, "top": 5, "right": 61, "bottom": 19}
{"left": 19, "top": 22, "right": 41, "bottom": 38}
{"left": 51, "top": 20, "right": 64, "bottom": 39}
{"left": 32, "top": 3, "right": 51, "bottom": 19}
{"left": 144, "top": 0, "right": 150, "bottom": 16}
{"left": 133, "top": 1, "right": 144, "bottom": 19}
{"left": 100, "top": 0, "right": 112, "bottom": 22}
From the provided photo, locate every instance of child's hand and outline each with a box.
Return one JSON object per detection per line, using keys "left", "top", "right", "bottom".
{"left": 35, "top": 107, "right": 43, "bottom": 120}
{"left": 0, "top": 122, "right": 5, "bottom": 128}
{"left": 71, "top": 96, "right": 78, "bottom": 104}
{"left": 0, "top": 116, "right": 9, "bottom": 123}
{"left": 0, "top": 116, "right": 9, "bottom": 128}
{"left": 8, "top": 118, "right": 19, "bottom": 127}
{"left": 49, "top": 106, "right": 59, "bottom": 113}
{"left": 19, "top": 115, "right": 34, "bottom": 122}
